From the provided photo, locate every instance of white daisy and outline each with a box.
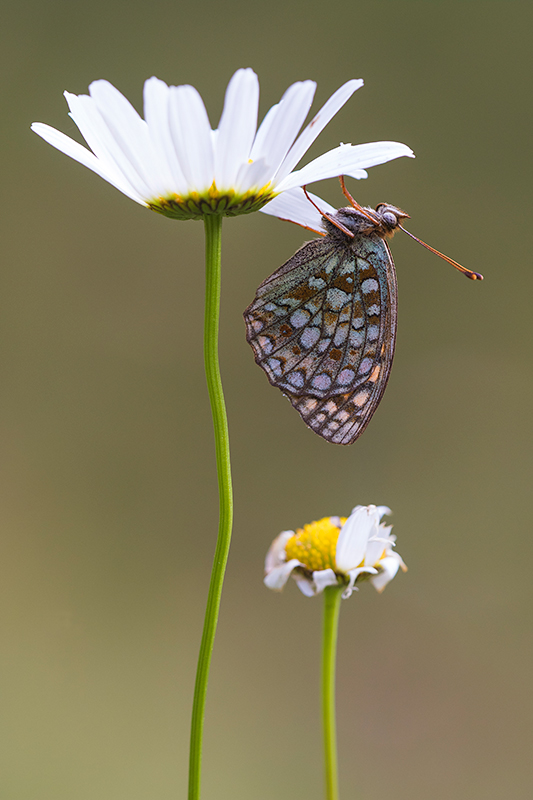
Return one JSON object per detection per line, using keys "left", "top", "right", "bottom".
{"left": 31, "top": 69, "right": 414, "bottom": 220}
{"left": 264, "top": 504, "right": 406, "bottom": 599}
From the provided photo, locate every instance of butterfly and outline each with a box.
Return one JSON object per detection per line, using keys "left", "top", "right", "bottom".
{"left": 244, "top": 178, "right": 482, "bottom": 445}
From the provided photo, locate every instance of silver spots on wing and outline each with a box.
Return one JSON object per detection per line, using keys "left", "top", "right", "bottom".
{"left": 311, "top": 373, "right": 332, "bottom": 391}
{"left": 266, "top": 357, "right": 283, "bottom": 377}
{"left": 287, "top": 371, "right": 305, "bottom": 388}
{"left": 326, "top": 288, "right": 350, "bottom": 310}
{"left": 333, "top": 324, "right": 349, "bottom": 347}
{"left": 358, "top": 357, "right": 373, "bottom": 374}
{"left": 244, "top": 228, "right": 398, "bottom": 444}
{"left": 309, "top": 276, "right": 326, "bottom": 289}
{"left": 336, "top": 368, "right": 356, "bottom": 386}
{"left": 257, "top": 335, "right": 274, "bottom": 355}
{"left": 362, "top": 278, "right": 379, "bottom": 293}
{"left": 290, "top": 309, "right": 311, "bottom": 328}
{"left": 300, "top": 327, "right": 321, "bottom": 349}
{"left": 349, "top": 330, "right": 365, "bottom": 347}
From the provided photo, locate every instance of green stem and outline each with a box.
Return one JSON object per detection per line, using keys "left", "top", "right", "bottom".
{"left": 322, "top": 584, "right": 343, "bottom": 800}
{"left": 188, "top": 214, "right": 233, "bottom": 800}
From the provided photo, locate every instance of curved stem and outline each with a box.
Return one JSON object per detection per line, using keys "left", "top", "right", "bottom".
{"left": 188, "top": 214, "right": 233, "bottom": 800}
{"left": 322, "top": 584, "right": 343, "bottom": 800}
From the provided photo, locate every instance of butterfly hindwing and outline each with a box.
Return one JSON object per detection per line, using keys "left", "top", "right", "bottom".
{"left": 244, "top": 228, "right": 397, "bottom": 445}
{"left": 290, "top": 237, "right": 397, "bottom": 444}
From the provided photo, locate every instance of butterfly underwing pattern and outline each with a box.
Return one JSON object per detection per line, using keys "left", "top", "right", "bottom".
{"left": 244, "top": 202, "right": 407, "bottom": 445}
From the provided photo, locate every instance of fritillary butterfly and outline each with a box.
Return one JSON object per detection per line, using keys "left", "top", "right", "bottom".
{"left": 244, "top": 179, "right": 482, "bottom": 445}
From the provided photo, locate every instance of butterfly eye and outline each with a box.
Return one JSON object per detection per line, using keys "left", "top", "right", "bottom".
{"left": 382, "top": 211, "right": 398, "bottom": 228}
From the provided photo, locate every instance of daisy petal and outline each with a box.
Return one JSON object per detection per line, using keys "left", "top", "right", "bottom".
{"left": 33, "top": 71, "right": 415, "bottom": 224}
{"left": 260, "top": 187, "right": 335, "bottom": 234}
{"left": 215, "top": 68, "right": 259, "bottom": 191}
{"left": 30, "top": 122, "right": 146, "bottom": 205}
{"left": 371, "top": 556, "right": 401, "bottom": 592}
{"left": 343, "top": 566, "right": 378, "bottom": 599}
{"left": 365, "top": 529, "right": 390, "bottom": 566}
{"left": 276, "top": 141, "right": 415, "bottom": 193}
{"left": 294, "top": 575, "right": 316, "bottom": 597}
{"left": 264, "top": 559, "right": 303, "bottom": 591}
{"left": 88, "top": 80, "right": 170, "bottom": 198}
{"left": 265, "top": 531, "right": 293, "bottom": 573}
{"left": 65, "top": 91, "right": 153, "bottom": 200}
{"left": 168, "top": 85, "right": 214, "bottom": 193}
{"left": 335, "top": 506, "right": 375, "bottom": 572}
{"left": 250, "top": 80, "right": 316, "bottom": 176}
{"left": 312, "top": 568, "right": 339, "bottom": 594}
{"left": 234, "top": 157, "right": 273, "bottom": 194}
{"left": 143, "top": 76, "right": 188, "bottom": 195}
{"left": 376, "top": 506, "right": 392, "bottom": 520}
{"left": 275, "top": 79, "right": 364, "bottom": 183}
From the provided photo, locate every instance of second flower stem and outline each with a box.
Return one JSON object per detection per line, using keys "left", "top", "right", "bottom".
{"left": 322, "top": 584, "right": 343, "bottom": 800}
{"left": 188, "top": 213, "right": 233, "bottom": 800}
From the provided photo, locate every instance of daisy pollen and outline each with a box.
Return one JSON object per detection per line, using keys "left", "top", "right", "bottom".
{"left": 31, "top": 69, "right": 414, "bottom": 223}
{"left": 265, "top": 505, "right": 406, "bottom": 599}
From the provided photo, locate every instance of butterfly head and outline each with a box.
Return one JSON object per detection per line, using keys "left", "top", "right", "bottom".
{"left": 374, "top": 203, "right": 410, "bottom": 237}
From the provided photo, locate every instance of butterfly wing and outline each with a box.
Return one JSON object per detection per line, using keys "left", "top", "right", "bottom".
{"left": 244, "top": 233, "right": 397, "bottom": 445}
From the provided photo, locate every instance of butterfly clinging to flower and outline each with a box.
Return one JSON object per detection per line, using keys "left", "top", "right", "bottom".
{"left": 244, "top": 178, "right": 482, "bottom": 445}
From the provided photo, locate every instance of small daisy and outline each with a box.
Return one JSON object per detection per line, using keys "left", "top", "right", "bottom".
{"left": 265, "top": 504, "right": 406, "bottom": 599}
{"left": 31, "top": 68, "right": 414, "bottom": 220}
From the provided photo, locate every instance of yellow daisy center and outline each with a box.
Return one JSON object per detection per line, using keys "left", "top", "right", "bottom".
{"left": 147, "top": 182, "right": 278, "bottom": 220}
{"left": 284, "top": 516, "right": 347, "bottom": 572}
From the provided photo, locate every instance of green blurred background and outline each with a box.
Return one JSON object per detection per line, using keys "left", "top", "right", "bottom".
{"left": 1, "top": 1, "right": 532, "bottom": 798}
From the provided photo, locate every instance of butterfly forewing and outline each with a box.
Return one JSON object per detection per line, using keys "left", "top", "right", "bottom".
{"left": 244, "top": 227, "right": 398, "bottom": 445}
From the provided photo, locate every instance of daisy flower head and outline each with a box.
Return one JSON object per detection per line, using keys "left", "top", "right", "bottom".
{"left": 265, "top": 504, "right": 406, "bottom": 599}
{"left": 31, "top": 69, "right": 414, "bottom": 221}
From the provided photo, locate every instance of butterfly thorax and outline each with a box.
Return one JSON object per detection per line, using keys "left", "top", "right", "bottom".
{"left": 322, "top": 203, "right": 409, "bottom": 243}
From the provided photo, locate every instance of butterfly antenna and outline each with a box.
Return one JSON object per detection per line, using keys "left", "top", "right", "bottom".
{"left": 339, "top": 176, "right": 380, "bottom": 225}
{"left": 399, "top": 225, "right": 484, "bottom": 280}
{"left": 302, "top": 185, "right": 354, "bottom": 238}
